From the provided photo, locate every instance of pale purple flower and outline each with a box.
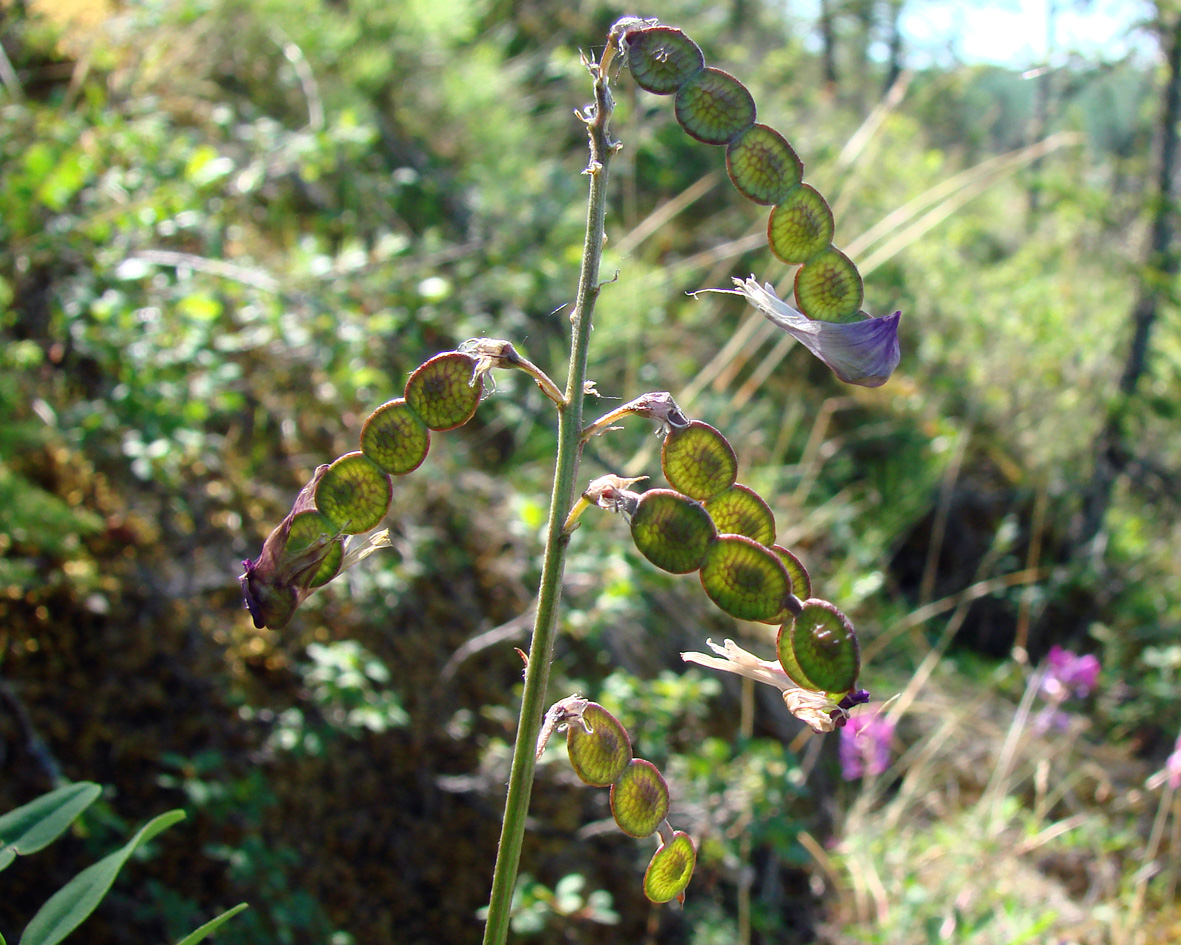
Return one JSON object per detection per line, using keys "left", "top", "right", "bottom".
{"left": 715, "top": 277, "right": 901, "bottom": 388}
{"left": 1168, "top": 733, "right": 1181, "bottom": 791}
{"left": 839, "top": 712, "right": 895, "bottom": 780}
{"left": 1041, "top": 646, "right": 1101, "bottom": 701}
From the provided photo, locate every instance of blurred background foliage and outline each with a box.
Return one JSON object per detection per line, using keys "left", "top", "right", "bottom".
{"left": 2, "top": 0, "right": 1181, "bottom": 942}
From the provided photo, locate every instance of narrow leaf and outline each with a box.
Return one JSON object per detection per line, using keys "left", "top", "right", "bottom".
{"left": 173, "top": 903, "right": 249, "bottom": 945}
{"left": 19, "top": 810, "right": 185, "bottom": 945}
{"left": 0, "top": 783, "right": 102, "bottom": 873}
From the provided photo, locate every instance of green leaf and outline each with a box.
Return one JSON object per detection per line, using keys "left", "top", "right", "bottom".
{"left": 19, "top": 810, "right": 185, "bottom": 945}
{"left": 0, "top": 783, "right": 102, "bottom": 873}
{"left": 173, "top": 903, "right": 249, "bottom": 945}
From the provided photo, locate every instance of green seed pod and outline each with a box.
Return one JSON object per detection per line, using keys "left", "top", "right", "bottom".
{"left": 610, "top": 759, "right": 670, "bottom": 839}
{"left": 360, "top": 398, "right": 430, "bottom": 475}
{"left": 643, "top": 830, "right": 696, "bottom": 904}
{"left": 767, "top": 185, "right": 835, "bottom": 265}
{"left": 314, "top": 451, "right": 393, "bottom": 534}
{"left": 674, "top": 67, "right": 756, "bottom": 145}
{"left": 704, "top": 484, "right": 776, "bottom": 546}
{"left": 404, "top": 351, "right": 483, "bottom": 431}
{"left": 771, "top": 544, "right": 811, "bottom": 600}
{"left": 794, "top": 246, "right": 864, "bottom": 322}
{"left": 630, "top": 489, "right": 717, "bottom": 574}
{"left": 775, "top": 620, "right": 820, "bottom": 689}
{"left": 662, "top": 420, "right": 738, "bottom": 501}
{"left": 699, "top": 534, "right": 791, "bottom": 622}
{"left": 784, "top": 599, "right": 860, "bottom": 694}
{"left": 567, "top": 703, "right": 633, "bottom": 787}
{"left": 285, "top": 510, "right": 344, "bottom": 587}
{"left": 725, "top": 124, "right": 802, "bottom": 206}
{"left": 625, "top": 26, "right": 704, "bottom": 94}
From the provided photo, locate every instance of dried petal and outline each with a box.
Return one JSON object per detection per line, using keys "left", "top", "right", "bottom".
{"left": 716, "top": 276, "right": 901, "bottom": 388}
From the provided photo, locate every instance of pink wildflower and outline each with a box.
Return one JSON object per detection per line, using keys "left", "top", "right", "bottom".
{"left": 839, "top": 712, "right": 895, "bottom": 780}
{"left": 1168, "top": 732, "right": 1181, "bottom": 791}
{"left": 1041, "top": 646, "right": 1100, "bottom": 700}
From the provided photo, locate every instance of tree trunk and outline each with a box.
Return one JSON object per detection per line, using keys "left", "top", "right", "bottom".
{"left": 1072, "top": 11, "right": 1181, "bottom": 552}
{"left": 819, "top": 0, "right": 839, "bottom": 87}
{"left": 883, "top": 0, "right": 905, "bottom": 96}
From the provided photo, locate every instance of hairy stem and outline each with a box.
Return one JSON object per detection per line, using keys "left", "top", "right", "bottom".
{"left": 481, "top": 56, "right": 617, "bottom": 945}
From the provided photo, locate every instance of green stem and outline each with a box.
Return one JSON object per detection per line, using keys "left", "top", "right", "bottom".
{"left": 480, "top": 56, "right": 617, "bottom": 945}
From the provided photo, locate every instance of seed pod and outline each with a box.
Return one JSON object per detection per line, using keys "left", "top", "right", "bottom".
{"left": 360, "top": 398, "right": 430, "bottom": 475}
{"left": 643, "top": 831, "right": 696, "bottom": 904}
{"left": 705, "top": 484, "right": 776, "bottom": 546}
{"left": 770, "top": 544, "right": 811, "bottom": 600}
{"left": 566, "top": 703, "right": 633, "bottom": 787}
{"left": 610, "top": 759, "right": 670, "bottom": 838}
{"left": 726, "top": 124, "right": 802, "bottom": 206}
{"left": 775, "top": 620, "right": 820, "bottom": 689}
{"left": 661, "top": 420, "right": 737, "bottom": 501}
{"left": 630, "top": 488, "right": 717, "bottom": 574}
{"left": 781, "top": 599, "right": 860, "bottom": 694}
{"left": 625, "top": 26, "right": 704, "bottom": 94}
{"left": 404, "top": 351, "right": 483, "bottom": 431}
{"left": 285, "top": 510, "right": 344, "bottom": 587}
{"left": 699, "top": 534, "right": 791, "bottom": 622}
{"left": 674, "top": 67, "right": 756, "bottom": 145}
{"left": 315, "top": 451, "right": 393, "bottom": 534}
{"left": 794, "top": 247, "right": 864, "bottom": 322}
{"left": 768, "top": 185, "right": 835, "bottom": 265}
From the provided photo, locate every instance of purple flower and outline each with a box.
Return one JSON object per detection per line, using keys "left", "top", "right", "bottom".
{"left": 1168, "top": 732, "right": 1181, "bottom": 791}
{"left": 1041, "top": 646, "right": 1101, "bottom": 701}
{"left": 721, "top": 277, "right": 901, "bottom": 388}
{"left": 839, "top": 712, "right": 895, "bottom": 780}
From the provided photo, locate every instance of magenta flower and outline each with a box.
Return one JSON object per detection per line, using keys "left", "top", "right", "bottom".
{"left": 721, "top": 277, "right": 901, "bottom": 388}
{"left": 839, "top": 712, "right": 895, "bottom": 780}
{"left": 1168, "top": 733, "right": 1181, "bottom": 791}
{"left": 1041, "top": 646, "right": 1101, "bottom": 700}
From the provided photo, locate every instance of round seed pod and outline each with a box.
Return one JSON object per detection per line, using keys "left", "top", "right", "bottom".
{"left": 786, "top": 599, "right": 860, "bottom": 694}
{"left": 674, "top": 67, "right": 756, "bottom": 145}
{"left": 360, "top": 398, "right": 430, "bottom": 475}
{"left": 625, "top": 26, "right": 704, "bottom": 94}
{"left": 794, "top": 247, "right": 864, "bottom": 322}
{"left": 771, "top": 545, "right": 811, "bottom": 600}
{"left": 567, "top": 703, "right": 633, "bottom": 787}
{"left": 404, "top": 351, "right": 482, "bottom": 431}
{"left": 610, "top": 759, "right": 670, "bottom": 838}
{"left": 315, "top": 452, "right": 393, "bottom": 534}
{"left": 285, "top": 510, "right": 343, "bottom": 587}
{"left": 768, "top": 185, "right": 835, "bottom": 264}
{"left": 699, "top": 534, "right": 791, "bottom": 622}
{"left": 705, "top": 484, "right": 776, "bottom": 546}
{"left": 775, "top": 620, "right": 820, "bottom": 689}
{"left": 630, "top": 489, "right": 717, "bottom": 574}
{"left": 726, "top": 124, "right": 802, "bottom": 205}
{"left": 661, "top": 421, "right": 738, "bottom": 501}
{"left": 643, "top": 831, "right": 696, "bottom": 904}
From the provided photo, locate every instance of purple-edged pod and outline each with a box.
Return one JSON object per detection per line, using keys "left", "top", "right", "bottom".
{"left": 726, "top": 124, "right": 803, "bottom": 206}
{"left": 704, "top": 484, "right": 776, "bottom": 546}
{"left": 794, "top": 246, "right": 864, "bottom": 323}
{"left": 404, "top": 351, "right": 483, "bottom": 431}
{"left": 770, "top": 544, "right": 811, "bottom": 600}
{"left": 699, "top": 534, "right": 792, "bottom": 623}
{"left": 644, "top": 830, "right": 697, "bottom": 905}
{"left": 779, "top": 599, "right": 860, "bottom": 695}
{"left": 610, "top": 759, "right": 670, "bottom": 838}
{"left": 768, "top": 185, "right": 834, "bottom": 265}
{"left": 360, "top": 398, "right": 430, "bottom": 475}
{"left": 567, "top": 702, "right": 633, "bottom": 787}
{"left": 286, "top": 511, "right": 345, "bottom": 587}
{"left": 674, "top": 67, "right": 756, "bottom": 145}
{"left": 630, "top": 488, "right": 717, "bottom": 574}
{"left": 315, "top": 451, "right": 393, "bottom": 535}
{"left": 661, "top": 420, "right": 738, "bottom": 501}
{"left": 239, "top": 465, "right": 390, "bottom": 630}
{"left": 624, "top": 26, "right": 704, "bottom": 94}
